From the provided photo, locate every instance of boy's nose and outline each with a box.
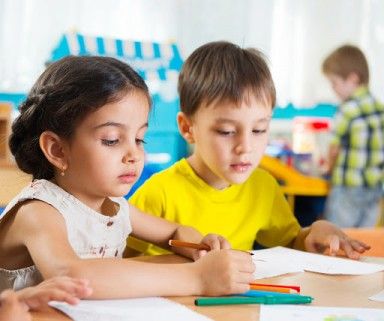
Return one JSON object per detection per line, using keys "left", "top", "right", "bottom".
{"left": 234, "top": 135, "right": 252, "bottom": 154}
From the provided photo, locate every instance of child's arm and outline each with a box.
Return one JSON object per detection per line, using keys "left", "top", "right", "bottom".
{"left": 292, "top": 220, "right": 370, "bottom": 259}
{"left": 129, "top": 205, "right": 231, "bottom": 260}
{"left": 13, "top": 201, "right": 254, "bottom": 299}
{"left": 325, "top": 143, "right": 340, "bottom": 175}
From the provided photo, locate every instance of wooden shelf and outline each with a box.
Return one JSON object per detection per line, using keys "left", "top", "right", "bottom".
{"left": 0, "top": 103, "right": 12, "bottom": 166}
{"left": 0, "top": 165, "right": 31, "bottom": 207}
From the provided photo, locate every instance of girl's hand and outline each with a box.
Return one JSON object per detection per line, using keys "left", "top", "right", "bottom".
{"left": 304, "top": 220, "right": 370, "bottom": 259}
{"left": 193, "top": 249, "right": 255, "bottom": 296}
{"left": 193, "top": 234, "right": 231, "bottom": 260}
{"left": 0, "top": 290, "right": 31, "bottom": 321}
{"left": 17, "top": 277, "right": 93, "bottom": 311}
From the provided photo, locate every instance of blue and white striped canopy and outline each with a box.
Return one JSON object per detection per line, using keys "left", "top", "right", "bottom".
{"left": 50, "top": 33, "right": 183, "bottom": 82}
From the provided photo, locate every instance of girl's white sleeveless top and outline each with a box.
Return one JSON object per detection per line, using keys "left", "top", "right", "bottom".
{"left": 0, "top": 179, "right": 132, "bottom": 291}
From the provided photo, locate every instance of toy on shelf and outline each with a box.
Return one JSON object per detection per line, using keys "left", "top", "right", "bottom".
{"left": 259, "top": 155, "right": 329, "bottom": 211}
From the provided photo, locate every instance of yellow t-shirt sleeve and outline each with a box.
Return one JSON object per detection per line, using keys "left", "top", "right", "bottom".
{"left": 128, "top": 177, "right": 169, "bottom": 254}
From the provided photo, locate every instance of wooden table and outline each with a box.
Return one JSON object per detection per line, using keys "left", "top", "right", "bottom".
{"left": 32, "top": 255, "right": 384, "bottom": 321}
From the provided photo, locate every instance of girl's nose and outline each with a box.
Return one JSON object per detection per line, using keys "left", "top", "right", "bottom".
{"left": 122, "top": 150, "right": 140, "bottom": 164}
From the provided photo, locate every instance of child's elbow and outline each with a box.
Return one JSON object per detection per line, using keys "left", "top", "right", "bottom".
{"left": 43, "top": 260, "right": 88, "bottom": 280}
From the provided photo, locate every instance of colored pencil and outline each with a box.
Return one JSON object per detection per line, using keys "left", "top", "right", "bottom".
{"left": 240, "top": 290, "right": 304, "bottom": 298}
{"left": 249, "top": 285, "right": 298, "bottom": 293}
{"left": 249, "top": 282, "right": 301, "bottom": 293}
{"left": 195, "top": 295, "right": 313, "bottom": 306}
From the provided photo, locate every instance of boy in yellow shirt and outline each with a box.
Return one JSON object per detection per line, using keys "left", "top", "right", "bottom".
{"left": 128, "top": 41, "right": 369, "bottom": 258}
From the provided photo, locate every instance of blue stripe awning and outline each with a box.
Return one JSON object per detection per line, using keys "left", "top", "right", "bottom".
{"left": 49, "top": 33, "right": 183, "bottom": 82}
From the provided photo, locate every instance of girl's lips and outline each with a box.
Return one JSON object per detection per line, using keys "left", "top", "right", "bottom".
{"left": 118, "top": 173, "right": 137, "bottom": 184}
{"left": 230, "top": 163, "right": 252, "bottom": 173}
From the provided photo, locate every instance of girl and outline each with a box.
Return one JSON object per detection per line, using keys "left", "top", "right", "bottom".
{"left": 0, "top": 56, "right": 254, "bottom": 298}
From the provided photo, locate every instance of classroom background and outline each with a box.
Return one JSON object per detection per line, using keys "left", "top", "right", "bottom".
{"left": 0, "top": 0, "right": 383, "bottom": 229}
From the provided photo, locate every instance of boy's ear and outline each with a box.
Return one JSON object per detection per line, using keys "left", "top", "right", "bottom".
{"left": 348, "top": 72, "right": 360, "bottom": 85}
{"left": 39, "top": 131, "right": 68, "bottom": 172}
{"left": 177, "top": 112, "right": 195, "bottom": 144}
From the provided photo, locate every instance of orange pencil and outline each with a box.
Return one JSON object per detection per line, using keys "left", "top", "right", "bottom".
{"left": 169, "top": 240, "right": 211, "bottom": 251}
{"left": 168, "top": 240, "right": 253, "bottom": 255}
{"left": 249, "top": 284, "right": 298, "bottom": 293}
{"left": 249, "top": 282, "right": 301, "bottom": 293}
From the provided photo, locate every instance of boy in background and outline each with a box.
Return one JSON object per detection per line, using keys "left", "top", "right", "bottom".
{"left": 128, "top": 41, "right": 369, "bottom": 258}
{"left": 322, "top": 45, "right": 384, "bottom": 227}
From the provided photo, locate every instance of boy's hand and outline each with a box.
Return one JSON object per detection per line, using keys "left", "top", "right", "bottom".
{"left": 194, "top": 249, "right": 255, "bottom": 296}
{"left": 17, "top": 277, "right": 93, "bottom": 311}
{"left": 304, "top": 220, "right": 370, "bottom": 259}
{"left": 194, "top": 234, "right": 231, "bottom": 260}
{"left": 0, "top": 290, "right": 31, "bottom": 321}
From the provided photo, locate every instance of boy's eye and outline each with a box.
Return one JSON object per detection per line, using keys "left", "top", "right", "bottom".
{"left": 102, "top": 139, "right": 119, "bottom": 146}
{"left": 216, "top": 130, "right": 235, "bottom": 136}
{"left": 253, "top": 129, "right": 267, "bottom": 135}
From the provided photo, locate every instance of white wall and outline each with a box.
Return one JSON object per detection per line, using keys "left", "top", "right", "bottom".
{"left": 1, "top": 0, "right": 383, "bottom": 106}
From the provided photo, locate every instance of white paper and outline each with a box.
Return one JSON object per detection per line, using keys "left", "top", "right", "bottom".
{"left": 260, "top": 305, "right": 384, "bottom": 321}
{"left": 251, "top": 247, "right": 384, "bottom": 279}
{"left": 370, "top": 289, "right": 384, "bottom": 302}
{"left": 50, "top": 297, "right": 212, "bottom": 321}
{"left": 252, "top": 255, "right": 304, "bottom": 279}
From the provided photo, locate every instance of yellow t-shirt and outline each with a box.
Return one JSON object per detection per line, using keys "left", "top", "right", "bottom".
{"left": 128, "top": 158, "right": 301, "bottom": 255}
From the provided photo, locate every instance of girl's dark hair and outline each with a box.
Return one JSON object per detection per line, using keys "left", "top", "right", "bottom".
{"left": 178, "top": 41, "right": 276, "bottom": 116}
{"left": 9, "top": 56, "right": 151, "bottom": 180}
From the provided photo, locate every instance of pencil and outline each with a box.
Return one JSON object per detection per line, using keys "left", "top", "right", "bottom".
{"left": 249, "top": 285, "right": 298, "bottom": 293}
{"left": 249, "top": 282, "right": 301, "bottom": 293}
{"left": 168, "top": 240, "right": 253, "bottom": 255}
{"left": 195, "top": 295, "right": 313, "bottom": 306}
{"left": 169, "top": 240, "right": 210, "bottom": 251}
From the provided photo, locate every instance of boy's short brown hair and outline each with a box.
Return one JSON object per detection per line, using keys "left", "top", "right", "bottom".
{"left": 178, "top": 41, "right": 276, "bottom": 116}
{"left": 322, "top": 45, "right": 369, "bottom": 85}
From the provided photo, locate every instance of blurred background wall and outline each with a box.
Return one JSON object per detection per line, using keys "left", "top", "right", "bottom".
{"left": 0, "top": 0, "right": 383, "bottom": 107}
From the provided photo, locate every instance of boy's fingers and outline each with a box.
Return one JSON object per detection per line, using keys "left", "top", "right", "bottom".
{"left": 304, "top": 235, "right": 317, "bottom": 253}
{"left": 328, "top": 235, "right": 340, "bottom": 256}
{"left": 218, "top": 236, "right": 231, "bottom": 249}
{"left": 207, "top": 238, "right": 221, "bottom": 251}
{"left": 353, "top": 240, "right": 371, "bottom": 251}
{"left": 339, "top": 239, "right": 359, "bottom": 259}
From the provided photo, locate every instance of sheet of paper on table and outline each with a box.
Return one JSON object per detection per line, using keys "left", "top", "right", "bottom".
{"left": 50, "top": 297, "right": 212, "bottom": 321}
{"left": 369, "top": 289, "right": 384, "bottom": 302}
{"left": 260, "top": 305, "right": 384, "bottom": 321}
{"left": 251, "top": 247, "right": 384, "bottom": 279}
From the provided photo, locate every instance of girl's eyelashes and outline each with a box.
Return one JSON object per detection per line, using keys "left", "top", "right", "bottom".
{"left": 136, "top": 138, "right": 147, "bottom": 145}
{"left": 101, "top": 139, "right": 119, "bottom": 146}
{"left": 101, "top": 137, "right": 147, "bottom": 146}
